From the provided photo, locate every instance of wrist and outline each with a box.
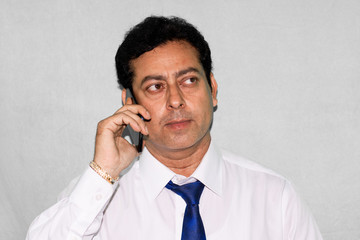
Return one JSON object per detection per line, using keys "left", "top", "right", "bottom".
{"left": 89, "top": 161, "right": 119, "bottom": 184}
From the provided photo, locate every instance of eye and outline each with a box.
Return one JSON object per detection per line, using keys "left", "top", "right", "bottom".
{"left": 147, "top": 83, "right": 164, "bottom": 92}
{"left": 182, "top": 77, "right": 198, "bottom": 86}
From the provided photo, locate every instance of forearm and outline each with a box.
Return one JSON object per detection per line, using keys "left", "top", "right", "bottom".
{"left": 26, "top": 168, "right": 118, "bottom": 240}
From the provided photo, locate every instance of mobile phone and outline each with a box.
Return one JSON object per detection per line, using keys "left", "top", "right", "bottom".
{"left": 123, "top": 88, "right": 144, "bottom": 152}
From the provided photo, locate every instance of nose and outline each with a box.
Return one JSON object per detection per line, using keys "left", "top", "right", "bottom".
{"left": 167, "top": 84, "right": 185, "bottom": 109}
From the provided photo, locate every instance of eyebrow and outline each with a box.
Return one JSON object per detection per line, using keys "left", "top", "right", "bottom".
{"left": 140, "top": 67, "right": 201, "bottom": 86}
{"left": 175, "top": 67, "right": 200, "bottom": 78}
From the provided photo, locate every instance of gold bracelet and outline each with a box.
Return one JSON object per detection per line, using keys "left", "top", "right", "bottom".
{"left": 89, "top": 161, "right": 119, "bottom": 184}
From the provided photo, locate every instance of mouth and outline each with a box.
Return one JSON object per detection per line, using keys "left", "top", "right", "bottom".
{"left": 164, "top": 119, "right": 192, "bottom": 130}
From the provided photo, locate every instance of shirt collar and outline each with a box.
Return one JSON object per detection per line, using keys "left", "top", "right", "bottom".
{"left": 138, "top": 141, "right": 223, "bottom": 201}
{"left": 138, "top": 147, "right": 175, "bottom": 200}
{"left": 191, "top": 141, "right": 223, "bottom": 197}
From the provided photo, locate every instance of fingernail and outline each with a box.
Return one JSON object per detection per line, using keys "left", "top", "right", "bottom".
{"left": 145, "top": 125, "right": 149, "bottom": 134}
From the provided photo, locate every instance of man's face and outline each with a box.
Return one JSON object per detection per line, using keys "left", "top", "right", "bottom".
{"left": 131, "top": 41, "right": 218, "bottom": 153}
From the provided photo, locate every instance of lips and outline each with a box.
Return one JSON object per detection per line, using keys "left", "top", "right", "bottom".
{"left": 164, "top": 119, "right": 192, "bottom": 130}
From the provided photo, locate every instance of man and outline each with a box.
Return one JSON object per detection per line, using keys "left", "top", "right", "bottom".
{"left": 26, "top": 16, "right": 323, "bottom": 239}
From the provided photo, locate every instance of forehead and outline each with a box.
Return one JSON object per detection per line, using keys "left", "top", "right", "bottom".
{"left": 130, "top": 41, "right": 203, "bottom": 82}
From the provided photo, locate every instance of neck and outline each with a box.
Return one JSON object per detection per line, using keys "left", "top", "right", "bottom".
{"left": 145, "top": 134, "right": 211, "bottom": 177}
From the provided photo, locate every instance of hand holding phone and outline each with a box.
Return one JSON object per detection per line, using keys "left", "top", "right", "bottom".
{"left": 92, "top": 89, "right": 150, "bottom": 178}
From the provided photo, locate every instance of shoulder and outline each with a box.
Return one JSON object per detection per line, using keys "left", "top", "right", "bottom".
{"left": 217, "top": 147, "right": 289, "bottom": 186}
{"left": 217, "top": 147, "right": 300, "bottom": 203}
{"left": 221, "top": 148, "right": 284, "bottom": 177}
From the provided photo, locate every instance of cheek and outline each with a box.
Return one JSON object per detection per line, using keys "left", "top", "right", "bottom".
{"left": 142, "top": 102, "right": 164, "bottom": 127}
{"left": 197, "top": 91, "right": 214, "bottom": 110}
{"left": 190, "top": 97, "right": 213, "bottom": 121}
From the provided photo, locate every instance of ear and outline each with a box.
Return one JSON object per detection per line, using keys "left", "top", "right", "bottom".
{"left": 121, "top": 88, "right": 127, "bottom": 105}
{"left": 210, "top": 73, "right": 218, "bottom": 107}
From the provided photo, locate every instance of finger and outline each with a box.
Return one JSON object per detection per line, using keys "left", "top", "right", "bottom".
{"left": 98, "top": 113, "right": 137, "bottom": 136}
{"left": 114, "top": 104, "right": 151, "bottom": 120}
{"left": 117, "top": 111, "right": 148, "bottom": 135}
{"left": 109, "top": 111, "right": 148, "bottom": 135}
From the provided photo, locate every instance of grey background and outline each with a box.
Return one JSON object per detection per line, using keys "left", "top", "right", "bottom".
{"left": 1, "top": 0, "right": 359, "bottom": 239}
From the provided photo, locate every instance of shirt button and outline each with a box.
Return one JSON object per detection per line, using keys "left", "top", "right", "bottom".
{"left": 95, "top": 193, "right": 103, "bottom": 201}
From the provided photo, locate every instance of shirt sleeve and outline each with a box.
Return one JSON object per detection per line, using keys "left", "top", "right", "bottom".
{"left": 26, "top": 167, "right": 118, "bottom": 240}
{"left": 282, "top": 180, "right": 323, "bottom": 240}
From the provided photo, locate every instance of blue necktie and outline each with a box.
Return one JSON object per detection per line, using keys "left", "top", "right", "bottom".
{"left": 166, "top": 180, "right": 206, "bottom": 240}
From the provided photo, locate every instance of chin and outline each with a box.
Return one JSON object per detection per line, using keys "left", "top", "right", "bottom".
{"left": 151, "top": 132, "right": 210, "bottom": 152}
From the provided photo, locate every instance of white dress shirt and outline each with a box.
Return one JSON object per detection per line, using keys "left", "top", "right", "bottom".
{"left": 26, "top": 142, "right": 323, "bottom": 240}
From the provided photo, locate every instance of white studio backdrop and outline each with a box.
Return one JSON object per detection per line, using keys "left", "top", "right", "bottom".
{"left": 1, "top": 0, "right": 359, "bottom": 239}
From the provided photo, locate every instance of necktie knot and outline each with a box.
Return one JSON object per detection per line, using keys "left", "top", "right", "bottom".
{"left": 166, "top": 180, "right": 205, "bottom": 205}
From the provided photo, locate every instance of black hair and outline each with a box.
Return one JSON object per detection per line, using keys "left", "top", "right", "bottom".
{"left": 115, "top": 16, "right": 213, "bottom": 90}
